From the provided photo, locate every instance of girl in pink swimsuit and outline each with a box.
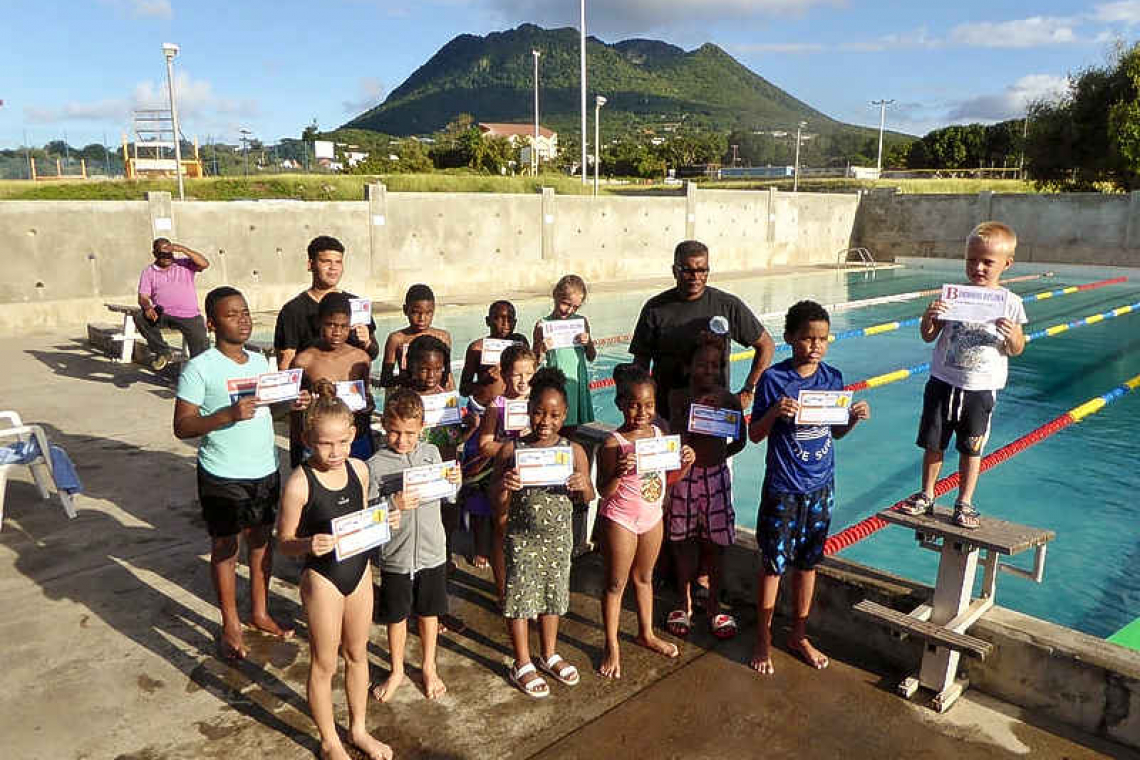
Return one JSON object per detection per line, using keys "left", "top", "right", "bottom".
{"left": 596, "top": 364, "right": 694, "bottom": 679}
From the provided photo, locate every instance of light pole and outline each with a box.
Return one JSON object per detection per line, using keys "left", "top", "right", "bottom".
{"left": 240, "top": 128, "right": 251, "bottom": 176}
{"left": 580, "top": 0, "right": 587, "bottom": 184}
{"left": 731, "top": 144, "right": 739, "bottom": 167}
{"left": 793, "top": 121, "right": 806, "bottom": 192}
{"left": 532, "top": 49, "right": 541, "bottom": 176}
{"left": 162, "top": 42, "right": 185, "bottom": 200}
{"left": 871, "top": 98, "right": 894, "bottom": 176}
{"left": 1019, "top": 114, "right": 1028, "bottom": 180}
{"left": 594, "top": 95, "right": 606, "bottom": 196}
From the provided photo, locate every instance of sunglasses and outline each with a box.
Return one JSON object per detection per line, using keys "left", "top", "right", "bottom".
{"left": 675, "top": 265, "right": 710, "bottom": 276}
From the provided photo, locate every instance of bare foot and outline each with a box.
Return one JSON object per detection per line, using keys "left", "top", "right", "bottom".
{"left": 372, "top": 670, "right": 405, "bottom": 703}
{"left": 349, "top": 729, "right": 394, "bottom": 760}
{"left": 319, "top": 738, "right": 352, "bottom": 760}
{"left": 787, "top": 636, "right": 829, "bottom": 670}
{"left": 636, "top": 633, "right": 680, "bottom": 660}
{"left": 472, "top": 555, "right": 490, "bottom": 569}
{"left": 249, "top": 614, "right": 295, "bottom": 639}
{"left": 599, "top": 643, "right": 621, "bottom": 679}
{"left": 218, "top": 624, "right": 247, "bottom": 660}
{"left": 750, "top": 639, "right": 774, "bottom": 675}
{"left": 423, "top": 668, "right": 448, "bottom": 700}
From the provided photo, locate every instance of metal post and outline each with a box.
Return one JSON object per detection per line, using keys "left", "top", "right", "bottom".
{"left": 793, "top": 121, "right": 806, "bottom": 192}
{"left": 580, "top": 0, "right": 587, "bottom": 184}
{"left": 532, "top": 49, "right": 541, "bottom": 176}
{"left": 1019, "top": 115, "right": 1028, "bottom": 180}
{"left": 594, "top": 95, "right": 606, "bottom": 196}
{"left": 871, "top": 99, "right": 894, "bottom": 175}
{"left": 23, "top": 129, "right": 31, "bottom": 180}
{"left": 163, "top": 43, "right": 185, "bottom": 200}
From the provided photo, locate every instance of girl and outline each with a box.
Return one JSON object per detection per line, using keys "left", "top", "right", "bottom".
{"left": 477, "top": 343, "right": 538, "bottom": 600}
{"left": 596, "top": 364, "right": 693, "bottom": 679}
{"left": 492, "top": 367, "right": 596, "bottom": 698}
{"left": 533, "top": 275, "right": 597, "bottom": 429}
{"left": 666, "top": 334, "right": 746, "bottom": 641}
{"left": 276, "top": 381, "right": 394, "bottom": 760}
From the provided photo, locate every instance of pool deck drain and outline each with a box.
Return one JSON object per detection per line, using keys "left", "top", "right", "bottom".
{"left": 0, "top": 333, "right": 1134, "bottom": 760}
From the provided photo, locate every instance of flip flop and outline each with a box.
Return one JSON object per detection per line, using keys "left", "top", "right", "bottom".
{"left": 538, "top": 653, "right": 580, "bottom": 686}
{"left": 711, "top": 613, "right": 738, "bottom": 640}
{"left": 666, "top": 609, "right": 691, "bottom": 638}
{"left": 509, "top": 661, "right": 550, "bottom": 699}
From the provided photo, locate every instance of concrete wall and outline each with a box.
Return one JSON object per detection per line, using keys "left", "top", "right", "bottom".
{"left": 856, "top": 190, "right": 1140, "bottom": 266}
{"left": 0, "top": 183, "right": 860, "bottom": 333}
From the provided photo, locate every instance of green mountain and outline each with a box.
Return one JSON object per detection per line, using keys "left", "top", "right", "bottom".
{"left": 343, "top": 24, "right": 907, "bottom": 144}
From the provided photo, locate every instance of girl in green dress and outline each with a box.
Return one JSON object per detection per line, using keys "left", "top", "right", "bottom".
{"left": 533, "top": 275, "right": 597, "bottom": 429}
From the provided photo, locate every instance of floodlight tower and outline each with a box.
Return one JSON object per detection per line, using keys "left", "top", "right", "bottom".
{"left": 594, "top": 95, "right": 606, "bottom": 196}
{"left": 162, "top": 42, "right": 184, "bottom": 200}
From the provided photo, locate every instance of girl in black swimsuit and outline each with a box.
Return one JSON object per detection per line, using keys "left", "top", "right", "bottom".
{"left": 277, "top": 381, "right": 394, "bottom": 760}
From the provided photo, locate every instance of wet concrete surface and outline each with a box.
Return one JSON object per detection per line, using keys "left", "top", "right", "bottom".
{"left": 1, "top": 335, "right": 1136, "bottom": 760}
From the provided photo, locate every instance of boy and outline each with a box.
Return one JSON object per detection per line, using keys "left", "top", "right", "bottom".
{"left": 458, "top": 300, "right": 530, "bottom": 410}
{"left": 379, "top": 284, "right": 452, "bottom": 388}
{"left": 174, "top": 286, "right": 302, "bottom": 659}
{"left": 368, "top": 388, "right": 460, "bottom": 702}
{"left": 292, "top": 292, "right": 375, "bottom": 460}
{"left": 748, "top": 300, "right": 870, "bottom": 675}
{"left": 899, "top": 222, "right": 1026, "bottom": 529}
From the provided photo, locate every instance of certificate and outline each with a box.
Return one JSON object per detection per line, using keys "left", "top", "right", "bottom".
{"left": 336, "top": 380, "right": 367, "bottom": 412}
{"left": 795, "top": 390, "right": 853, "bottom": 426}
{"left": 516, "top": 446, "right": 574, "bottom": 486}
{"left": 255, "top": 369, "right": 303, "bottom": 404}
{"left": 422, "top": 391, "right": 462, "bottom": 427}
{"left": 635, "top": 435, "right": 683, "bottom": 474}
{"left": 403, "top": 461, "right": 460, "bottom": 502}
{"left": 349, "top": 298, "right": 372, "bottom": 326}
{"left": 939, "top": 284, "right": 1008, "bottom": 323}
{"left": 481, "top": 338, "right": 519, "bottom": 366}
{"left": 503, "top": 399, "right": 530, "bottom": 432}
{"left": 687, "top": 403, "right": 741, "bottom": 439}
{"left": 541, "top": 318, "right": 586, "bottom": 350}
{"left": 332, "top": 502, "right": 390, "bottom": 562}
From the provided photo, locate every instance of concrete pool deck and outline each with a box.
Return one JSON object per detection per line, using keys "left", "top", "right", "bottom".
{"left": 1, "top": 334, "right": 1136, "bottom": 760}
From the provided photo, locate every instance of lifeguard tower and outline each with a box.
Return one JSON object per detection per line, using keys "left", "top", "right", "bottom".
{"left": 122, "top": 109, "right": 203, "bottom": 180}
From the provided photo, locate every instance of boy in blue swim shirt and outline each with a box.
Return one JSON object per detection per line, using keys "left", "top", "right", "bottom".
{"left": 748, "top": 300, "right": 870, "bottom": 675}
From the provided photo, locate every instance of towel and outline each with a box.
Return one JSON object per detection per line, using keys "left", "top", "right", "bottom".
{"left": 0, "top": 439, "right": 83, "bottom": 495}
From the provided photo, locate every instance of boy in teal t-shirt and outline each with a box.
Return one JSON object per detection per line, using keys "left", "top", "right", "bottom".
{"left": 175, "top": 286, "right": 303, "bottom": 659}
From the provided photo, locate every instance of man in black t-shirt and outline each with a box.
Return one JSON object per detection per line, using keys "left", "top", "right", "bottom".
{"left": 630, "top": 240, "right": 775, "bottom": 412}
{"left": 274, "top": 235, "right": 379, "bottom": 467}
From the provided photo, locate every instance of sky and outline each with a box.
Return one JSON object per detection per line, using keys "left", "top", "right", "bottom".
{"left": 2, "top": 0, "right": 1137, "bottom": 149}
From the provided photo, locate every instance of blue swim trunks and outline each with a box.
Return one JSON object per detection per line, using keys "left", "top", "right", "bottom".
{"left": 757, "top": 480, "right": 834, "bottom": 576}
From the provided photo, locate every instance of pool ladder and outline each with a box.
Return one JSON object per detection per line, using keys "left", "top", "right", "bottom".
{"left": 839, "top": 247, "right": 876, "bottom": 267}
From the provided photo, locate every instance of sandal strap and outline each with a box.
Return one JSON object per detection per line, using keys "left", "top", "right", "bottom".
{"left": 514, "top": 661, "right": 537, "bottom": 678}
{"left": 545, "top": 654, "right": 575, "bottom": 676}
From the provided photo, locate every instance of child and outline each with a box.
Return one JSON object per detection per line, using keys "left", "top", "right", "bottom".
{"left": 596, "top": 364, "right": 692, "bottom": 679}
{"left": 476, "top": 343, "right": 538, "bottom": 599}
{"left": 533, "top": 275, "right": 596, "bottom": 428}
{"left": 459, "top": 300, "right": 530, "bottom": 409}
{"left": 492, "top": 367, "right": 596, "bottom": 698}
{"left": 380, "top": 284, "right": 452, "bottom": 388}
{"left": 665, "top": 334, "right": 746, "bottom": 640}
{"left": 748, "top": 300, "right": 870, "bottom": 675}
{"left": 899, "top": 222, "right": 1026, "bottom": 528}
{"left": 276, "top": 381, "right": 394, "bottom": 760}
{"left": 293, "top": 292, "right": 376, "bottom": 461}
{"left": 173, "top": 286, "right": 298, "bottom": 659}
{"left": 368, "top": 387, "right": 460, "bottom": 702}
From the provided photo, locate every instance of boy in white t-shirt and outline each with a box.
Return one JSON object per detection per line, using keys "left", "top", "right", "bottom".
{"left": 899, "top": 222, "right": 1027, "bottom": 529}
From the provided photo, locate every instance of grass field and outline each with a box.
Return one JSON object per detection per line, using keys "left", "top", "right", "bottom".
{"left": 0, "top": 173, "right": 1039, "bottom": 201}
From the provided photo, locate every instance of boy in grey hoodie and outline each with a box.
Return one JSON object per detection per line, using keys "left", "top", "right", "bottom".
{"left": 368, "top": 388, "right": 460, "bottom": 702}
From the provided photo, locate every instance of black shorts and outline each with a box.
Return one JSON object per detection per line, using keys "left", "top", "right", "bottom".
{"left": 197, "top": 465, "right": 280, "bottom": 538}
{"left": 916, "top": 377, "right": 996, "bottom": 457}
{"left": 756, "top": 480, "right": 834, "bottom": 576}
{"left": 376, "top": 563, "right": 449, "bottom": 624}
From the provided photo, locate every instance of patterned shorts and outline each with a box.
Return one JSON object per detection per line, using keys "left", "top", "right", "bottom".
{"left": 667, "top": 463, "right": 735, "bottom": 546}
{"left": 757, "top": 480, "right": 834, "bottom": 576}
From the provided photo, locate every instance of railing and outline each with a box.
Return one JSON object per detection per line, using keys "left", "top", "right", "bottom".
{"left": 838, "top": 247, "right": 875, "bottom": 266}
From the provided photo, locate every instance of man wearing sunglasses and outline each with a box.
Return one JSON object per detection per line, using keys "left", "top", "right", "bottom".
{"left": 135, "top": 237, "right": 211, "bottom": 369}
{"left": 630, "top": 239, "right": 775, "bottom": 412}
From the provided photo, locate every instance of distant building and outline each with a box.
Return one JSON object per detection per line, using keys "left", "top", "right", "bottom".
{"left": 478, "top": 123, "right": 558, "bottom": 163}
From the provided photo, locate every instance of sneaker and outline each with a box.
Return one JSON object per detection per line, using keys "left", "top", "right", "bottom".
{"left": 952, "top": 500, "right": 981, "bottom": 529}
{"left": 897, "top": 492, "right": 933, "bottom": 516}
{"left": 151, "top": 352, "right": 171, "bottom": 371}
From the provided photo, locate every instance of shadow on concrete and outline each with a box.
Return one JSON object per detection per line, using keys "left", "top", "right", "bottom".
{"left": 25, "top": 340, "right": 176, "bottom": 393}
{"left": 1, "top": 423, "right": 316, "bottom": 755}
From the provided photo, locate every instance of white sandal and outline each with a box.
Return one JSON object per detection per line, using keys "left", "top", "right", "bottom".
{"left": 509, "top": 661, "right": 550, "bottom": 698}
{"left": 538, "top": 653, "right": 580, "bottom": 686}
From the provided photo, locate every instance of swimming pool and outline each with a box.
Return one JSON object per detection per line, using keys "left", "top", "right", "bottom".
{"left": 262, "top": 261, "right": 1140, "bottom": 639}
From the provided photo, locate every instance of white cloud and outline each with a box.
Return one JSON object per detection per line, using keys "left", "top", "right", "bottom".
{"left": 730, "top": 28, "right": 936, "bottom": 55}
{"left": 945, "top": 74, "right": 1069, "bottom": 122}
{"left": 99, "top": 0, "right": 173, "bottom": 19}
{"left": 341, "top": 77, "right": 386, "bottom": 115}
{"left": 1092, "top": 1, "right": 1140, "bottom": 24}
{"left": 729, "top": 42, "right": 825, "bottom": 54}
{"left": 949, "top": 17, "right": 1078, "bottom": 48}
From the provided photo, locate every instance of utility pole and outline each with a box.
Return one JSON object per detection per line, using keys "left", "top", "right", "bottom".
{"left": 594, "top": 95, "right": 606, "bottom": 196}
{"left": 23, "top": 129, "right": 31, "bottom": 180}
{"left": 103, "top": 131, "right": 111, "bottom": 176}
{"left": 793, "top": 121, "right": 806, "bottom": 192}
{"left": 240, "top": 128, "right": 251, "bottom": 176}
{"left": 532, "top": 49, "right": 541, "bottom": 176}
{"left": 580, "top": 0, "right": 587, "bottom": 184}
{"left": 731, "top": 144, "right": 739, "bottom": 166}
{"left": 1019, "top": 115, "right": 1029, "bottom": 180}
{"left": 871, "top": 98, "right": 894, "bottom": 176}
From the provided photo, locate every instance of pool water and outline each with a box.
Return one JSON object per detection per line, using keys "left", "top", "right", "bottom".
{"left": 261, "top": 262, "right": 1140, "bottom": 638}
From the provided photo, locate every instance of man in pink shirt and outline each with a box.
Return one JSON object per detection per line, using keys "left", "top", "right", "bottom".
{"left": 136, "top": 237, "right": 211, "bottom": 368}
